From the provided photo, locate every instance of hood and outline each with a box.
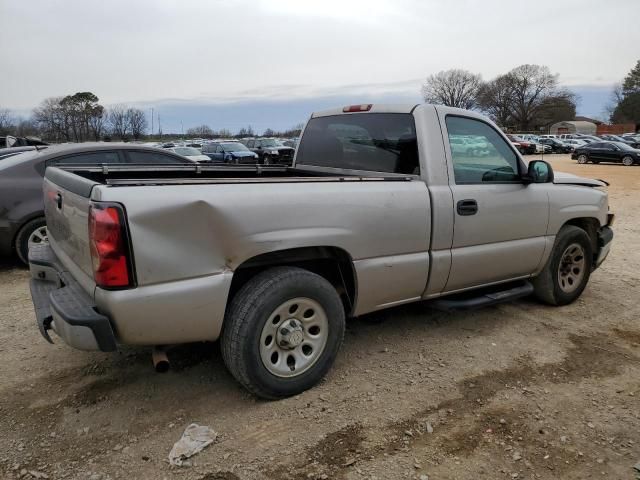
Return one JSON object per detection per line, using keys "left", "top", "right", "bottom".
{"left": 187, "top": 154, "right": 213, "bottom": 162}
{"left": 553, "top": 171, "right": 607, "bottom": 187}
{"left": 231, "top": 151, "right": 257, "bottom": 157}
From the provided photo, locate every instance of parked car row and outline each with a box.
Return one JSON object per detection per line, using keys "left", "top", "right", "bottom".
{"left": 571, "top": 141, "right": 640, "bottom": 166}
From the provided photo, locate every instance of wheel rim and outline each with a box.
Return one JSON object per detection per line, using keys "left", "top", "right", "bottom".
{"left": 264, "top": 156, "right": 271, "bottom": 165}
{"left": 259, "top": 297, "right": 329, "bottom": 378}
{"left": 557, "top": 243, "right": 586, "bottom": 294}
{"left": 28, "top": 226, "right": 48, "bottom": 248}
{"left": 577, "top": 155, "right": 587, "bottom": 164}
{"left": 622, "top": 156, "right": 633, "bottom": 166}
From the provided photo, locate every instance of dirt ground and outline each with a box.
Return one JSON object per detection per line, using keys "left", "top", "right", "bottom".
{"left": 1, "top": 154, "right": 639, "bottom": 480}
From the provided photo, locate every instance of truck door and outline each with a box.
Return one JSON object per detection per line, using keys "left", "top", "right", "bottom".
{"left": 439, "top": 113, "right": 550, "bottom": 292}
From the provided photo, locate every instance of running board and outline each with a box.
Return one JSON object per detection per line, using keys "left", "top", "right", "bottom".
{"left": 429, "top": 281, "right": 534, "bottom": 312}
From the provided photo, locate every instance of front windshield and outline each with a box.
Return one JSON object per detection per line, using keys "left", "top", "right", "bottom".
{"left": 613, "top": 142, "right": 634, "bottom": 151}
{"left": 260, "top": 139, "right": 278, "bottom": 147}
{"left": 174, "top": 147, "right": 201, "bottom": 156}
{"left": 222, "top": 142, "right": 249, "bottom": 152}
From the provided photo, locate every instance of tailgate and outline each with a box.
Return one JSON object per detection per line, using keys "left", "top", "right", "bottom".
{"left": 43, "top": 168, "right": 98, "bottom": 294}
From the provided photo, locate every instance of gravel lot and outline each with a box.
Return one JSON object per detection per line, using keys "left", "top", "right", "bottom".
{"left": 1, "top": 154, "right": 639, "bottom": 480}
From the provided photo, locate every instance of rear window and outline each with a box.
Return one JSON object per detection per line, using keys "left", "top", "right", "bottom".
{"left": 296, "top": 113, "right": 419, "bottom": 174}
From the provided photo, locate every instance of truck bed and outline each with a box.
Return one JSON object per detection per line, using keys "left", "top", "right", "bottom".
{"left": 58, "top": 164, "right": 414, "bottom": 188}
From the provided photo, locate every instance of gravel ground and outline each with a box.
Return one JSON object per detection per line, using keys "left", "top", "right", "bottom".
{"left": 0, "top": 154, "right": 638, "bottom": 480}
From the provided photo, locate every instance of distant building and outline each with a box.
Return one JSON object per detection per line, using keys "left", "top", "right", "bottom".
{"left": 574, "top": 116, "right": 604, "bottom": 125}
{"left": 549, "top": 121, "right": 597, "bottom": 135}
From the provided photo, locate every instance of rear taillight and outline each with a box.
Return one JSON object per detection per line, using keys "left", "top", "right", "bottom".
{"left": 88, "top": 204, "right": 133, "bottom": 288}
{"left": 343, "top": 104, "right": 372, "bottom": 112}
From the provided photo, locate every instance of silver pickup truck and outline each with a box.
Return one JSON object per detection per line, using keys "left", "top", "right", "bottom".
{"left": 28, "top": 104, "right": 614, "bottom": 399}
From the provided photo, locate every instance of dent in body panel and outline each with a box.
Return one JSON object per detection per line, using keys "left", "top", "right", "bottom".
{"left": 353, "top": 252, "right": 429, "bottom": 316}
{"left": 95, "top": 271, "right": 233, "bottom": 345}
{"left": 95, "top": 181, "right": 432, "bottom": 287}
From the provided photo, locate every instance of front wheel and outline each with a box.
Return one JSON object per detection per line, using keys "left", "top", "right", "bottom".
{"left": 532, "top": 225, "right": 593, "bottom": 306}
{"left": 622, "top": 155, "right": 635, "bottom": 166}
{"left": 221, "top": 267, "right": 345, "bottom": 399}
{"left": 577, "top": 154, "right": 588, "bottom": 164}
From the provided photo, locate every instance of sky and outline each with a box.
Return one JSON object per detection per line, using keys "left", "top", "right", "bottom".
{"left": 1, "top": 0, "right": 638, "bottom": 133}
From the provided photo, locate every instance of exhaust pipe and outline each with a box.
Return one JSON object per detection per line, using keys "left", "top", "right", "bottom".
{"left": 152, "top": 346, "right": 170, "bottom": 373}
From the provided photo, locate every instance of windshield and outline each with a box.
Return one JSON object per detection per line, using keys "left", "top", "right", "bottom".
{"left": 259, "top": 139, "right": 279, "bottom": 147}
{"left": 222, "top": 142, "right": 249, "bottom": 152}
{"left": 613, "top": 142, "right": 634, "bottom": 151}
{"left": 174, "top": 147, "right": 201, "bottom": 156}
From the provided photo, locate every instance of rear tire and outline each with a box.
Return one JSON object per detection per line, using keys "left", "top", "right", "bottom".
{"left": 622, "top": 155, "right": 634, "bottom": 166}
{"left": 15, "top": 218, "right": 47, "bottom": 265}
{"left": 532, "top": 225, "right": 592, "bottom": 306}
{"left": 577, "top": 154, "right": 588, "bottom": 164}
{"left": 221, "top": 267, "right": 345, "bottom": 399}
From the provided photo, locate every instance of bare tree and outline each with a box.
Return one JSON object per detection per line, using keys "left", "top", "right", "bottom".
{"left": 0, "top": 108, "right": 15, "bottom": 135}
{"left": 186, "top": 125, "right": 214, "bottom": 138}
{"left": 477, "top": 75, "right": 516, "bottom": 127}
{"left": 507, "top": 64, "right": 562, "bottom": 131}
{"left": 127, "top": 108, "right": 148, "bottom": 140}
{"left": 421, "top": 69, "right": 482, "bottom": 109}
{"left": 108, "top": 105, "right": 129, "bottom": 140}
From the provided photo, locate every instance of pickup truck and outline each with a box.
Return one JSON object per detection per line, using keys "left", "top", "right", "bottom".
{"left": 28, "top": 104, "right": 614, "bottom": 399}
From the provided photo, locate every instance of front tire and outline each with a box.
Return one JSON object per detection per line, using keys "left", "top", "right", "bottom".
{"left": 221, "top": 267, "right": 345, "bottom": 399}
{"left": 15, "top": 218, "right": 48, "bottom": 265}
{"left": 532, "top": 225, "right": 593, "bottom": 306}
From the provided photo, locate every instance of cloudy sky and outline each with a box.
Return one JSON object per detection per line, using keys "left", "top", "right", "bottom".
{"left": 1, "top": 0, "right": 638, "bottom": 132}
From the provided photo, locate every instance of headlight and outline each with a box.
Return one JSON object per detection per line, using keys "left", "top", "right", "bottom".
{"left": 270, "top": 150, "right": 280, "bottom": 154}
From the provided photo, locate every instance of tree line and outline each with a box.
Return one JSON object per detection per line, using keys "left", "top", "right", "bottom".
{"left": 609, "top": 60, "right": 640, "bottom": 125}
{"left": 0, "top": 92, "right": 147, "bottom": 142}
{"left": 185, "top": 124, "right": 304, "bottom": 139}
{"left": 421, "top": 64, "right": 577, "bottom": 132}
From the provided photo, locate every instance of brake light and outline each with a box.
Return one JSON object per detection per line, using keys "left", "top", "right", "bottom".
{"left": 343, "top": 104, "right": 372, "bottom": 113}
{"left": 88, "top": 204, "right": 133, "bottom": 288}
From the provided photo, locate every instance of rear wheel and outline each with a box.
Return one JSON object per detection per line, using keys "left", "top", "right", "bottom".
{"left": 15, "top": 218, "right": 48, "bottom": 265}
{"left": 622, "top": 155, "right": 635, "bottom": 166}
{"left": 221, "top": 267, "right": 345, "bottom": 399}
{"left": 577, "top": 154, "right": 588, "bottom": 164}
{"left": 532, "top": 225, "right": 592, "bottom": 306}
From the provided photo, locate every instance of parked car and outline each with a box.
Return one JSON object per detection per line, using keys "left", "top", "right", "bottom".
{"left": 0, "top": 136, "right": 48, "bottom": 149}
{"left": 599, "top": 134, "right": 640, "bottom": 149}
{"left": 572, "top": 141, "right": 640, "bottom": 166}
{"left": 506, "top": 135, "right": 536, "bottom": 154}
{"left": 562, "top": 139, "right": 588, "bottom": 149}
{"left": 242, "top": 138, "right": 295, "bottom": 165}
{"left": 0, "top": 146, "right": 47, "bottom": 160}
{"left": 538, "top": 138, "right": 573, "bottom": 153}
{"left": 29, "top": 104, "right": 613, "bottom": 399}
{"left": 0, "top": 144, "right": 195, "bottom": 264}
{"left": 202, "top": 141, "right": 259, "bottom": 163}
{"left": 165, "top": 146, "right": 211, "bottom": 162}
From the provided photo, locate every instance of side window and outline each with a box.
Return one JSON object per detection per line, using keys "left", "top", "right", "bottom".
{"left": 215, "top": 145, "right": 222, "bottom": 153}
{"left": 246, "top": 140, "right": 254, "bottom": 148}
{"left": 125, "top": 151, "right": 190, "bottom": 164}
{"left": 50, "top": 151, "right": 122, "bottom": 165}
{"left": 202, "top": 144, "right": 210, "bottom": 153}
{"left": 445, "top": 116, "right": 520, "bottom": 184}
{"left": 255, "top": 140, "right": 262, "bottom": 148}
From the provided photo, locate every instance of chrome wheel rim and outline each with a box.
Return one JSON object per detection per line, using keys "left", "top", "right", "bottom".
{"left": 557, "top": 243, "right": 586, "bottom": 293}
{"left": 622, "top": 156, "right": 633, "bottom": 166}
{"left": 259, "top": 297, "right": 329, "bottom": 378}
{"left": 577, "top": 155, "right": 587, "bottom": 164}
{"left": 28, "top": 226, "right": 48, "bottom": 249}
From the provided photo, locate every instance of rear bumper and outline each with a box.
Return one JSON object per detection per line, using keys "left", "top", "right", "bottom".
{"left": 594, "top": 224, "right": 614, "bottom": 269}
{"left": 28, "top": 243, "right": 117, "bottom": 351}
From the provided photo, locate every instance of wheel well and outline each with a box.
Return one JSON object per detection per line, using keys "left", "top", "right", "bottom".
{"left": 563, "top": 217, "right": 599, "bottom": 254}
{"left": 228, "top": 247, "right": 357, "bottom": 315}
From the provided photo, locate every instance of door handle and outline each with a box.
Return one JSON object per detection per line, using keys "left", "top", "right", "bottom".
{"left": 457, "top": 199, "right": 478, "bottom": 216}
{"left": 56, "top": 193, "right": 62, "bottom": 209}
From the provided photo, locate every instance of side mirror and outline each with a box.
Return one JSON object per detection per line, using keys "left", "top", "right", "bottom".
{"left": 524, "top": 160, "right": 553, "bottom": 184}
